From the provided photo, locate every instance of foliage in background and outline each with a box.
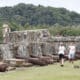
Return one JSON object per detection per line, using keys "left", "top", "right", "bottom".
{"left": 0, "top": 3, "right": 80, "bottom": 26}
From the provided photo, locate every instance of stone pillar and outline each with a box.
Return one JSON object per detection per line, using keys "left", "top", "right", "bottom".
{"left": 2, "top": 24, "right": 11, "bottom": 43}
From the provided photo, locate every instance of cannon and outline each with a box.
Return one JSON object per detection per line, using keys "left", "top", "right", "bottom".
{"left": 0, "top": 62, "right": 8, "bottom": 72}
{"left": 28, "top": 57, "right": 47, "bottom": 66}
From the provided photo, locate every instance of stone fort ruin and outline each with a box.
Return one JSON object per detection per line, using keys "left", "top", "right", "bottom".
{"left": 1, "top": 24, "right": 55, "bottom": 60}
{"left": 1, "top": 24, "right": 80, "bottom": 60}
{"left": 0, "top": 24, "right": 80, "bottom": 71}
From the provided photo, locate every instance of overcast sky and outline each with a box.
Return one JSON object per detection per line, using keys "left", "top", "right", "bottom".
{"left": 0, "top": 0, "right": 80, "bottom": 13}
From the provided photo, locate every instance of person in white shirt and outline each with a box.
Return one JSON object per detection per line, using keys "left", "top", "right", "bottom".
{"left": 58, "top": 43, "right": 66, "bottom": 67}
{"left": 68, "top": 43, "right": 76, "bottom": 63}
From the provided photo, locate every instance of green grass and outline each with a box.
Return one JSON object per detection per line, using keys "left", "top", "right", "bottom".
{"left": 0, "top": 61, "right": 80, "bottom": 80}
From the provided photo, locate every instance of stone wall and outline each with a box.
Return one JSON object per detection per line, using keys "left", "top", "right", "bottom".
{"left": 8, "top": 29, "right": 51, "bottom": 43}
{"left": 0, "top": 29, "right": 80, "bottom": 60}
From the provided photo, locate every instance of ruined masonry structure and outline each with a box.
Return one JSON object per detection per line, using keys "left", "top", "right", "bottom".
{"left": 0, "top": 24, "right": 54, "bottom": 60}
{"left": 0, "top": 24, "right": 80, "bottom": 60}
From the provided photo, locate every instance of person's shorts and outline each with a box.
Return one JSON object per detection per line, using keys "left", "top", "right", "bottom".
{"left": 68, "top": 53, "right": 75, "bottom": 59}
{"left": 59, "top": 54, "right": 64, "bottom": 60}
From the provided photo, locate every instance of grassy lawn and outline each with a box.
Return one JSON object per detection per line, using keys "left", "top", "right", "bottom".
{"left": 0, "top": 61, "right": 80, "bottom": 80}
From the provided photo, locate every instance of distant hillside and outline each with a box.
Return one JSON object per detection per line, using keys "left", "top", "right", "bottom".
{"left": 0, "top": 3, "right": 80, "bottom": 26}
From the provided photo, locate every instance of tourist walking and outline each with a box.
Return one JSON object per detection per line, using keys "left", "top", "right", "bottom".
{"left": 68, "top": 43, "right": 76, "bottom": 64}
{"left": 58, "top": 43, "right": 66, "bottom": 67}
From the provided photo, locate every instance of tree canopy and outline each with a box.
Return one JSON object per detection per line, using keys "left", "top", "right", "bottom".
{"left": 0, "top": 3, "right": 80, "bottom": 26}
